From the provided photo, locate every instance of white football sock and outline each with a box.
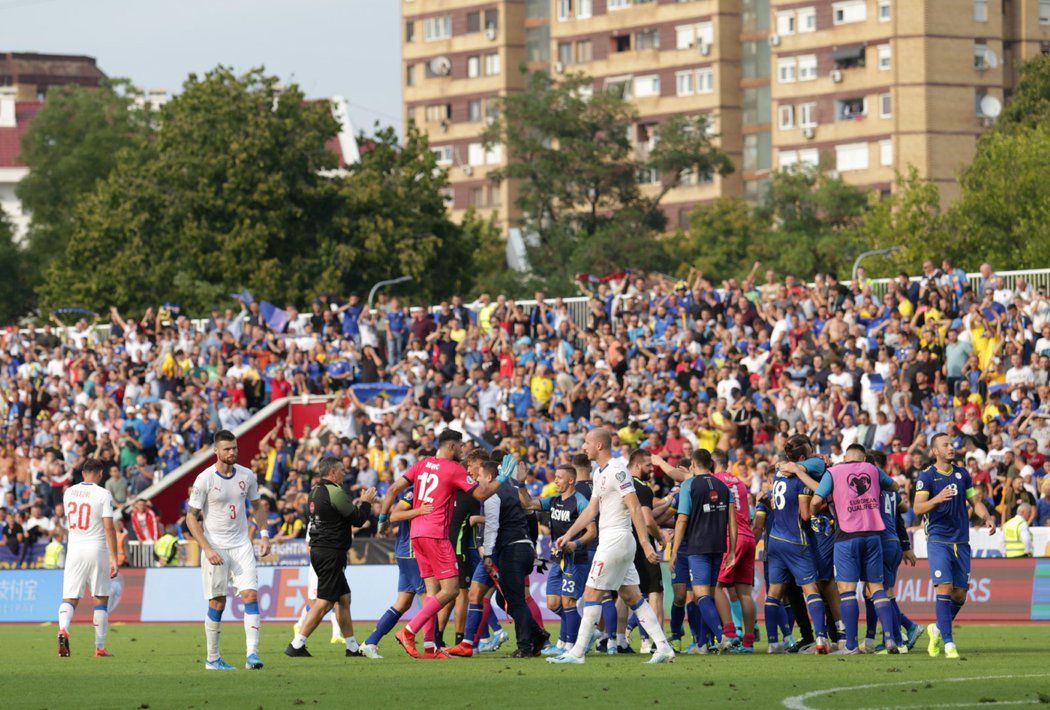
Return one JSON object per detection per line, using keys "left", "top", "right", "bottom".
{"left": 292, "top": 633, "right": 308, "bottom": 649}
{"left": 346, "top": 636, "right": 359, "bottom": 652}
{"left": 93, "top": 608, "right": 109, "bottom": 649}
{"left": 244, "top": 612, "right": 260, "bottom": 656}
{"left": 570, "top": 603, "right": 603, "bottom": 658}
{"left": 616, "top": 632, "right": 626, "bottom": 647}
{"left": 331, "top": 615, "right": 342, "bottom": 639}
{"left": 58, "top": 602, "right": 74, "bottom": 633}
{"left": 205, "top": 619, "right": 221, "bottom": 662}
{"left": 633, "top": 601, "right": 671, "bottom": 652}
{"left": 297, "top": 605, "right": 310, "bottom": 629}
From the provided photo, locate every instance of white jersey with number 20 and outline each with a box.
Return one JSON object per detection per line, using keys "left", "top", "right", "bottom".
{"left": 63, "top": 482, "right": 114, "bottom": 549}
{"left": 188, "top": 464, "right": 260, "bottom": 549}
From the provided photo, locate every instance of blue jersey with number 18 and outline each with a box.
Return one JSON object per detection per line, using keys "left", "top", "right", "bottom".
{"left": 768, "top": 473, "right": 811, "bottom": 546}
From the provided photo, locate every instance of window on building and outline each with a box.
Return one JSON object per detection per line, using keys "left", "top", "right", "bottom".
{"left": 974, "top": 43, "right": 991, "bottom": 69}
{"left": 489, "top": 183, "right": 502, "bottom": 207}
{"left": 486, "top": 100, "right": 500, "bottom": 124}
{"left": 880, "top": 139, "right": 893, "bottom": 166}
{"left": 878, "top": 0, "right": 891, "bottom": 21}
{"left": 676, "top": 70, "right": 694, "bottom": 96}
{"left": 423, "top": 15, "right": 452, "bottom": 41}
{"left": 406, "top": 64, "right": 416, "bottom": 87}
{"left": 776, "top": 11, "right": 796, "bottom": 35}
{"left": 577, "top": 40, "right": 593, "bottom": 63}
{"left": 879, "top": 92, "right": 892, "bottom": 117}
{"left": 525, "top": 0, "right": 547, "bottom": 18}
{"left": 467, "top": 56, "right": 481, "bottom": 78}
{"left": 973, "top": 0, "right": 988, "bottom": 21}
{"left": 1041, "top": 0, "right": 1050, "bottom": 24}
{"left": 558, "top": 42, "right": 573, "bottom": 66}
{"left": 778, "top": 57, "right": 797, "bottom": 83}
{"left": 406, "top": 20, "right": 416, "bottom": 43}
{"left": 877, "top": 44, "right": 892, "bottom": 70}
{"left": 742, "top": 40, "right": 771, "bottom": 79}
{"left": 798, "top": 54, "right": 818, "bottom": 80}
{"left": 578, "top": 0, "right": 593, "bottom": 19}
{"left": 527, "top": 25, "right": 550, "bottom": 62}
{"left": 742, "top": 86, "right": 771, "bottom": 124}
{"left": 743, "top": 132, "right": 772, "bottom": 171}
{"left": 833, "top": 0, "right": 867, "bottom": 24}
{"left": 605, "top": 76, "right": 632, "bottom": 98}
{"left": 833, "top": 45, "right": 866, "bottom": 69}
{"left": 468, "top": 187, "right": 485, "bottom": 208}
{"left": 799, "top": 101, "right": 817, "bottom": 127}
{"left": 468, "top": 142, "right": 486, "bottom": 166}
{"left": 609, "top": 0, "right": 631, "bottom": 9}
{"left": 676, "top": 22, "right": 713, "bottom": 50}
{"left": 467, "top": 11, "right": 481, "bottom": 33}
{"left": 424, "top": 104, "right": 452, "bottom": 122}
{"left": 432, "top": 145, "right": 454, "bottom": 164}
{"left": 696, "top": 67, "right": 714, "bottom": 93}
{"left": 557, "top": 0, "right": 573, "bottom": 21}
{"left": 613, "top": 35, "right": 632, "bottom": 52}
{"left": 634, "top": 75, "right": 661, "bottom": 97}
{"left": 799, "top": 148, "right": 819, "bottom": 167}
{"left": 468, "top": 99, "right": 482, "bottom": 122}
{"left": 779, "top": 150, "right": 800, "bottom": 170}
{"left": 836, "top": 97, "right": 867, "bottom": 120}
{"left": 742, "top": 0, "right": 771, "bottom": 33}
{"left": 485, "top": 9, "right": 498, "bottom": 31}
{"left": 798, "top": 6, "right": 817, "bottom": 32}
{"left": 486, "top": 144, "right": 503, "bottom": 164}
{"left": 778, "top": 104, "right": 795, "bottom": 129}
{"left": 835, "top": 142, "right": 869, "bottom": 171}
{"left": 485, "top": 53, "right": 501, "bottom": 76}
{"left": 636, "top": 29, "right": 660, "bottom": 50}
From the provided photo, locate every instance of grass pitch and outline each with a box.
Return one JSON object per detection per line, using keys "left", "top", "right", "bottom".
{"left": 6, "top": 623, "right": 1049, "bottom": 709}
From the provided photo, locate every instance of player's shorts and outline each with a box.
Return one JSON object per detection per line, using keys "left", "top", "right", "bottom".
{"left": 587, "top": 533, "right": 639, "bottom": 591}
{"left": 201, "top": 541, "right": 258, "bottom": 600}
{"left": 766, "top": 537, "right": 817, "bottom": 587}
{"left": 397, "top": 557, "right": 425, "bottom": 595}
{"left": 307, "top": 564, "right": 318, "bottom": 599}
{"left": 671, "top": 551, "right": 690, "bottom": 586}
{"left": 927, "top": 540, "right": 970, "bottom": 589}
{"left": 63, "top": 545, "right": 111, "bottom": 599}
{"left": 459, "top": 548, "right": 481, "bottom": 589}
{"left": 471, "top": 557, "right": 493, "bottom": 587}
{"left": 881, "top": 538, "right": 903, "bottom": 591}
{"left": 687, "top": 552, "right": 723, "bottom": 587}
{"left": 633, "top": 542, "right": 664, "bottom": 595}
{"left": 718, "top": 534, "right": 757, "bottom": 586}
{"left": 811, "top": 534, "right": 836, "bottom": 582}
{"left": 310, "top": 546, "right": 350, "bottom": 602}
{"left": 833, "top": 534, "right": 883, "bottom": 584}
{"left": 412, "top": 536, "right": 459, "bottom": 581}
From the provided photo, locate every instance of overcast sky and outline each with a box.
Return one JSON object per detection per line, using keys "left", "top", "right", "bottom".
{"left": 0, "top": 0, "right": 403, "bottom": 133}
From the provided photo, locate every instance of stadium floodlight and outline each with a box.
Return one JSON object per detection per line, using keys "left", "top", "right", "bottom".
{"left": 367, "top": 275, "right": 413, "bottom": 310}
{"left": 851, "top": 246, "right": 901, "bottom": 282}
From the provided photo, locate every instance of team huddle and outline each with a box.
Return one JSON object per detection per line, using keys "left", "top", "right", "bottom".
{"left": 55, "top": 427, "right": 992, "bottom": 666}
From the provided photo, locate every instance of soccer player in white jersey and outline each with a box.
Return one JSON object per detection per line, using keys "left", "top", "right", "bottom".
{"left": 57, "top": 457, "right": 118, "bottom": 658}
{"left": 185, "top": 430, "right": 271, "bottom": 670}
{"left": 548, "top": 428, "right": 675, "bottom": 665}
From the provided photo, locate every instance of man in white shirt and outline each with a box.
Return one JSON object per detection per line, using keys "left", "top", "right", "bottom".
{"left": 548, "top": 428, "right": 674, "bottom": 665}
{"left": 1004, "top": 353, "right": 1035, "bottom": 388}
{"left": 185, "top": 430, "right": 271, "bottom": 671}
{"left": 57, "top": 458, "right": 118, "bottom": 658}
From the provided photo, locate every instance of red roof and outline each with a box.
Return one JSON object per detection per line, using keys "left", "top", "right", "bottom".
{"left": 0, "top": 100, "right": 42, "bottom": 168}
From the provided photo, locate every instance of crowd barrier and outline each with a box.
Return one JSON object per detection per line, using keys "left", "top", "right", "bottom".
{"left": 3, "top": 559, "right": 1048, "bottom": 624}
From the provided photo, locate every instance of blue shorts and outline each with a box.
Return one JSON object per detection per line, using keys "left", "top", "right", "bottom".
{"left": 546, "top": 557, "right": 581, "bottom": 599}
{"left": 671, "top": 551, "right": 690, "bottom": 586}
{"left": 767, "top": 538, "right": 817, "bottom": 586}
{"left": 471, "top": 558, "right": 493, "bottom": 587}
{"left": 687, "top": 552, "right": 722, "bottom": 588}
{"left": 397, "top": 557, "right": 425, "bottom": 595}
{"left": 811, "top": 534, "right": 836, "bottom": 582}
{"left": 833, "top": 535, "right": 883, "bottom": 584}
{"left": 927, "top": 540, "right": 970, "bottom": 589}
{"left": 881, "top": 538, "right": 903, "bottom": 591}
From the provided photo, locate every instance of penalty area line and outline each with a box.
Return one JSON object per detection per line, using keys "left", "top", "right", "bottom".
{"left": 781, "top": 674, "right": 1049, "bottom": 710}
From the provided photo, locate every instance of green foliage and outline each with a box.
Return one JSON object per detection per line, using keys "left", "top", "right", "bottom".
{"left": 16, "top": 80, "right": 149, "bottom": 292}
{"left": 996, "top": 54, "right": 1050, "bottom": 133}
{"left": 673, "top": 198, "right": 765, "bottom": 280}
{"left": 861, "top": 167, "right": 952, "bottom": 273}
{"left": 0, "top": 212, "right": 30, "bottom": 324}
{"left": 40, "top": 68, "right": 478, "bottom": 314}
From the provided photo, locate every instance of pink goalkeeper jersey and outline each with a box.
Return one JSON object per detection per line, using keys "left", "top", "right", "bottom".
{"left": 716, "top": 471, "right": 754, "bottom": 540}
{"left": 403, "top": 456, "right": 475, "bottom": 539}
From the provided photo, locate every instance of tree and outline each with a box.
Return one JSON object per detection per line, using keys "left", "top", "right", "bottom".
{"left": 482, "top": 71, "right": 732, "bottom": 292}
{"left": 0, "top": 212, "right": 30, "bottom": 324}
{"left": 753, "top": 167, "right": 869, "bottom": 278}
{"left": 673, "top": 198, "right": 767, "bottom": 281}
{"left": 996, "top": 54, "right": 1050, "bottom": 133}
{"left": 16, "top": 80, "right": 149, "bottom": 288}
{"left": 41, "top": 68, "right": 482, "bottom": 313}
{"left": 951, "top": 122, "right": 1050, "bottom": 269}
{"left": 861, "top": 167, "right": 952, "bottom": 273}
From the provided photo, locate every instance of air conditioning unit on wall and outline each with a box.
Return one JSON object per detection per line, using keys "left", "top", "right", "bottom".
{"left": 830, "top": 69, "right": 843, "bottom": 82}
{"left": 802, "top": 126, "right": 816, "bottom": 139}
{"left": 768, "top": 34, "right": 781, "bottom": 47}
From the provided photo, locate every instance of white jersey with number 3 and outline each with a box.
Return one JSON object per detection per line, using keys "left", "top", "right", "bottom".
{"left": 188, "top": 464, "right": 259, "bottom": 549}
{"left": 63, "top": 482, "right": 114, "bottom": 549}
{"left": 594, "top": 458, "right": 635, "bottom": 534}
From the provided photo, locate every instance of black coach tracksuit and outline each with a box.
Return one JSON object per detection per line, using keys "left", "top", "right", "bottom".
{"left": 307, "top": 480, "right": 372, "bottom": 602}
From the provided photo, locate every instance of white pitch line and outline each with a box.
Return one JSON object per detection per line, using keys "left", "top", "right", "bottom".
{"left": 859, "top": 702, "right": 1033, "bottom": 710}
{"left": 782, "top": 673, "right": 1050, "bottom": 710}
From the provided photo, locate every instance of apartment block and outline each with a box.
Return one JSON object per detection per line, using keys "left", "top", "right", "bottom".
{"left": 402, "top": 0, "right": 1050, "bottom": 232}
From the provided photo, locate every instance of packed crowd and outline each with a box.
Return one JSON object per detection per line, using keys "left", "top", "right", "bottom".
{"left": 2, "top": 259, "right": 1050, "bottom": 566}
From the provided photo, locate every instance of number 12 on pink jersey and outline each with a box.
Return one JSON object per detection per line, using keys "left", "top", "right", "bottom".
{"left": 417, "top": 471, "right": 439, "bottom": 504}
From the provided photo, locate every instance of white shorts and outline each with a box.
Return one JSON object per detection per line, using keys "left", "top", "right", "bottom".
{"left": 63, "top": 546, "right": 111, "bottom": 599}
{"left": 308, "top": 565, "right": 318, "bottom": 600}
{"left": 201, "top": 541, "right": 258, "bottom": 600}
{"left": 586, "top": 533, "right": 639, "bottom": 591}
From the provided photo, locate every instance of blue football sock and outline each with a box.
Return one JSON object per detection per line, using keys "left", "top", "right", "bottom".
{"left": 730, "top": 599, "right": 744, "bottom": 635}
{"left": 669, "top": 602, "right": 685, "bottom": 639}
{"left": 888, "top": 598, "right": 903, "bottom": 644}
{"left": 366, "top": 606, "right": 403, "bottom": 646}
{"left": 686, "top": 601, "right": 703, "bottom": 644}
{"left": 935, "top": 594, "right": 954, "bottom": 644}
{"left": 951, "top": 598, "right": 964, "bottom": 621}
{"left": 601, "top": 598, "right": 618, "bottom": 640}
{"left": 840, "top": 591, "right": 859, "bottom": 651}
{"left": 871, "top": 590, "right": 897, "bottom": 646}
{"left": 764, "top": 597, "right": 782, "bottom": 643}
{"left": 487, "top": 608, "right": 502, "bottom": 632}
{"left": 784, "top": 601, "right": 796, "bottom": 634}
{"left": 864, "top": 595, "right": 878, "bottom": 640}
{"left": 462, "top": 604, "right": 484, "bottom": 647}
{"left": 805, "top": 593, "right": 827, "bottom": 637}
{"left": 697, "top": 596, "right": 723, "bottom": 642}
{"left": 564, "top": 605, "right": 581, "bottom": 644}
{"left": 895, "top": 600, "right": 915, "bottom": 631}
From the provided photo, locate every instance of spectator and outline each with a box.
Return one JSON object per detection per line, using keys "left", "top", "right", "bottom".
{"left": 129, "top": 498, "right": 161, "bottom": 542}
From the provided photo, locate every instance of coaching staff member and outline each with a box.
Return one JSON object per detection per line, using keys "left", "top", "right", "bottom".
{"left": 285, "top": 456, "right": 376, "bottom": 657}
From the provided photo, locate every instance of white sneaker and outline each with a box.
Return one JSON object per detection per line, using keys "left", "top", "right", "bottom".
{"left": 547, "top": 652, "right": 585, "bottom": 665}
{"left": 360, "top": 644, "right": 382, "bottom": 659}
{"left": 646, "top": 648, "right": 675, "bottom": 664}
{"left": 815, "top": 636, "right": 831, "bottom": 655}
{"left": 639, "top": 639, "right": 653, "bottom": 654}
{"left": 767, "top": 642, "right": 784, "bottom": 654}
{"left": 716, "top": 638, "right": 734, "bottom": 655}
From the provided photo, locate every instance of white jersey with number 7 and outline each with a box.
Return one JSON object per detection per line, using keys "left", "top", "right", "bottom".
{"left": 63, "top": 482, "right": 115, "bottom": 549}
{"left": 188, "top": 464, "right": 260, "bottom": 549}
